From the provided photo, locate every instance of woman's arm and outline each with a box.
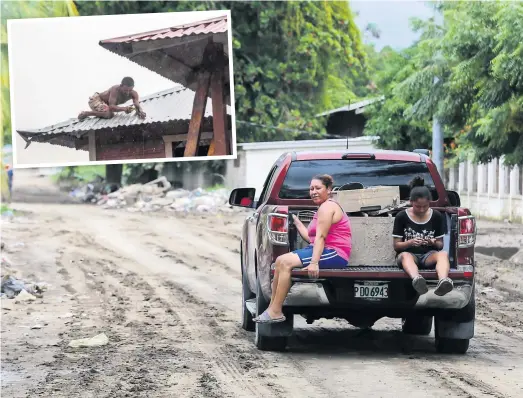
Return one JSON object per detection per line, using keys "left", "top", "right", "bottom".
{"left": 291, "top": 214, "right": 310, "bottom": 243}
{"left": 305, "top": 203, "right": 335, "bottom": 278}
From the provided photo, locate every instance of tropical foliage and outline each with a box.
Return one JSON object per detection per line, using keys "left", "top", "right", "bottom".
{"left": 1, "top": 1, "right": 79, "bottom": 147}
{"left": 75, "top": 0, "right": 372, "bottom": 143}
{"left": 364, "top": 1, "right": 523, "bottom": 166}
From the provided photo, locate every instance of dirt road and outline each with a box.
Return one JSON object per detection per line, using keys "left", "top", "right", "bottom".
{"left": 2, "top": 171, "right": 523, "bottom": 398}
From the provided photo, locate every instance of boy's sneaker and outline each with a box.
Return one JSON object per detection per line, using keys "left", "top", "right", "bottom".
{"left": 412, "top": 275, "right": 428, "bottom": 295}
{"left": 434, "top": 277, "right": 454, "bottom": 296}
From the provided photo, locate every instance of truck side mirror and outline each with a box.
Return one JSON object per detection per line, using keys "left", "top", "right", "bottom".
{"left": 229, "top": 188, "right": 256, "bottom": 208}
{"left": 446, "top": 190, "right": 461, "bottom": 207}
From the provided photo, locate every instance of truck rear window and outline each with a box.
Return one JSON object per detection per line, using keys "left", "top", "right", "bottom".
{"left": 279, "top": 159, "right": 438, "bottom": 200}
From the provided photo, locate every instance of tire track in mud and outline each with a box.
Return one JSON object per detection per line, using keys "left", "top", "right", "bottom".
{"left": 70, "top": 220, "right": 332, "bottom": 398}
{"left": 30, "top": 244, "right": 192, "bottom": 397}
{"left": 49, "top": 229, "right": 282, "bottom": 398}
{"left": 425, "top": 367, "right": 508, "bottom": 398}
{"left": 17, "top": 205, "right": 523, "bottom": 398}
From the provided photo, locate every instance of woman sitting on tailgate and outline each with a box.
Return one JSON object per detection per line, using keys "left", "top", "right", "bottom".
{"left": 392, "top": 176, "right": 453, "bottom": 296}
{"left": 253, "top": 174, "right": 352, "bottom": 324}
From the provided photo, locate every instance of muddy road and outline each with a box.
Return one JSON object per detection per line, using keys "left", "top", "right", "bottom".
{"left": 2, "top": 171, "right": 523, "bottom": 397}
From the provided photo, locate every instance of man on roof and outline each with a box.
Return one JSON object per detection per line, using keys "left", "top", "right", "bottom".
{"left": 78, "top": 77, "right": 146, "bottom": 121}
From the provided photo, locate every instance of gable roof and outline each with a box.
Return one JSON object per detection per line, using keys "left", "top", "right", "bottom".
{"left": 17, "top": 86, "right": 231, "bottom": 149}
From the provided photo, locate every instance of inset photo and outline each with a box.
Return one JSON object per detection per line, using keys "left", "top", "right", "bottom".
{"left": 8, "top": 10, "right": 236, "bottom": 167}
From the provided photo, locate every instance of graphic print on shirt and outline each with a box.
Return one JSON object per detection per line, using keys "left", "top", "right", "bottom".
{"left": 403, "top": 226, "right": 436, "bottom": 241}
{"left": 392, "top": 208, "right": 445, "bottom": 255}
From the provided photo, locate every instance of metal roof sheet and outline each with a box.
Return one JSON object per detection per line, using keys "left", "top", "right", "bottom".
{"left": 99, "top": 15, "right": 228, "bottom": 44}
{"left": 98, "top": 14, "right": 231, "bottom": 105}
{"left": 17, "top": 86, "right": 231, "bottom": 138}
{"left": 315, "top": 96, "right": 385, "bottom": 117}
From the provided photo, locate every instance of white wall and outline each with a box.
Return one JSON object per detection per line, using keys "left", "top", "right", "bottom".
{"left": 446, "top": 156, "right": 523, "bottom": 223}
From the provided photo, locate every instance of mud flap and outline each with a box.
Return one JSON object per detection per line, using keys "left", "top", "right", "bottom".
{"left": 255, "top": 276, "right": 294, "bottom": 338}
{"left": 256, "top": 316, "right": 294, "bottom": 337}
{"left": 434, "top": 318, "right": 474, "bottom": 340}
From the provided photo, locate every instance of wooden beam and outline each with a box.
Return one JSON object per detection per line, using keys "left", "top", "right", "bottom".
{"left": 88, "top": 131, "right": 97, "bottom": 161}
{"left": 207, "top": 140, "right": 215, "bottom": 156}
{"left": 208, "top": 42, "right": 228, "bottom": 156}
{"left": 163, "top": 131, "right": 213, "bottom": 144}
{"left": 129, "top": 34, "right": 213, "bottom": 56}
{"left": 183, "top": 71, "right": 211, "bottom": 157}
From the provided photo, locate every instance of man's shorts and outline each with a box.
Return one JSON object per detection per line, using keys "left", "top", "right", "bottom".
{"left": 294, "top": 245, "right": 349, "bottom": 269}
{"left": 88, "top": 93, "right": 109, "bottom": 112}
{"left": 396, "top": 250, "right": 438, "bottom": 269}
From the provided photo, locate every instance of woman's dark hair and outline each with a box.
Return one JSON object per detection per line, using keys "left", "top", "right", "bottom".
{"left": 312, "top": 174, "right": 334, "bottom": 189}
{"left": 409, "top": 175, "right": 432, "bottom": 201}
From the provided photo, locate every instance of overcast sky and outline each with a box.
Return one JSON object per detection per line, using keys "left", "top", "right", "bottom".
{"left": 8, "top": 10, "right": 227, "bottom": 167}
{"left": 351, "top": 0, "right": 437, "bottom": 50}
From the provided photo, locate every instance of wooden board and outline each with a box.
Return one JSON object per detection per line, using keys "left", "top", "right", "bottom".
{"left": 332, "top": 186, "right": 400, "bottom": 213}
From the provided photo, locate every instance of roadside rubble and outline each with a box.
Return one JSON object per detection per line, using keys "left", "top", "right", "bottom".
{"left": 72, "top": 176, "right": 246, "bottom": 214}
{"left": 1, "top": 252, "right": 48, "bottom": 301}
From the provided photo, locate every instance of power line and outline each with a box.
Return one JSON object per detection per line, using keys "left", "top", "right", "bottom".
{"left": 235, "top": 120, "right": 326, "bottom": 137}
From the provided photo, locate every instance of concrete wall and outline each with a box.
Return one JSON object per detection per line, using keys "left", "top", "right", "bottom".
{"left": 446, "top": 157, "right": 523, "bottom": 222}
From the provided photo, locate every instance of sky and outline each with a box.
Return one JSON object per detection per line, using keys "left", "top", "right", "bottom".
{"left": 350, "top": 0, "right": 437, "bottom": 50}
{"left": 8, "top": 9, "right": 228, "bottom": 167}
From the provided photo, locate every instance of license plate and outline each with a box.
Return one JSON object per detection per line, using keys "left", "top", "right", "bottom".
{"left": 354, "top": 281, "right": 388, "bottom": 299}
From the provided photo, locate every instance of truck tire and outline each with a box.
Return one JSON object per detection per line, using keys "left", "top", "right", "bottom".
{"left": 254, "top": 276, "right": 288, "bottom": 352}
{"left": 241, "top": 267, "right": 255, "bottom": 332}
{"left": 435, "top": 337, "right": 470, "bottom": 354}
{"left": 401, "top": 315, "right": 433, "bottom": 335}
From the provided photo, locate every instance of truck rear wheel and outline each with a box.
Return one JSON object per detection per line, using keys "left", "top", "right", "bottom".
{"left": 401, "top": 315, "right": 433, "bottom": 335}
{"left": 254, "top": 276, "right": 288, "bottom": 351}
{"left": 435, "top": 337, "right": 470, "bottom": 354}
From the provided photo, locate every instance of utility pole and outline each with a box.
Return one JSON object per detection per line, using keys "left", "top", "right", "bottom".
{"left": 432, "top": 76, "right": 444, "bottom": 179}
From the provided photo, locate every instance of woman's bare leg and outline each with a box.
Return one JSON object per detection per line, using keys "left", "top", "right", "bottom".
{"left": 399, "top": 252, "right": 420, "bottom": 278}
{"left": 267, "top": 252, "right": 303, "bottom": 318}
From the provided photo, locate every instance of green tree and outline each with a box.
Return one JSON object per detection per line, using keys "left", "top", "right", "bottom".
{"left": 75, "top": 0, "right": 370, "bottom": 142}
{"left": 364, "top": 1, "right": 523, "bottom": 166}
{"left": 1, "top": 1, "right": 79, "bottom": 148}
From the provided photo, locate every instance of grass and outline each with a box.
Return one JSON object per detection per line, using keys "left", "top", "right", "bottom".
{"left": 206, "top": 184, "right": 226, "bottom": 192}
{"left": 1, "top": 203, "right": 18, "bottom": 215}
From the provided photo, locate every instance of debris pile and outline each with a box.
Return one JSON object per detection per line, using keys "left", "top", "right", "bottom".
{"left": 1, "top": 269, "right": 48, "bottom": 300}
{"left": 73, "top": 176, "right": 244, "bottom": 214}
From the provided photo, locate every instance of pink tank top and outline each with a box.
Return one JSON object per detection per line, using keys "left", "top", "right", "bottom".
{"left": 307, "top": 199, "right": 352, "bottom": 261}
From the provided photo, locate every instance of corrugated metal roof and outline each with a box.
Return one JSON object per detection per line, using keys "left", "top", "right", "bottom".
{"left": 98, "top": 14, "right": 231, "bottom": 105}
{"left": 315, "top": 96, "right": 385, "bottom": 117}
{"left": 17, "top": 86, "right": 231, "bottom": 138}
{"left": 99, "top": 15, "right": 228, "bottom": 44}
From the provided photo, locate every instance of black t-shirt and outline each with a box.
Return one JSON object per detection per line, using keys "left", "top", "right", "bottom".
{"left": 392, "top": 209, "right": 445, "bottom": 255}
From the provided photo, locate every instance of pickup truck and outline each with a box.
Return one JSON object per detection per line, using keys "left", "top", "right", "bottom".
{"left": 229, "top": 149, "right": 476, "bottom": 354}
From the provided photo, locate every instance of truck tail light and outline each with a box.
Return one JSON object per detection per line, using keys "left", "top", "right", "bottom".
{"left": 267, "top": 213, "right": 289, "bottom": 245}
{"left": 458, "top": 216, "right": 476, "bottom": 248}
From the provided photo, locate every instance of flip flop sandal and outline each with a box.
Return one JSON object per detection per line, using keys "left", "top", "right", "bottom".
{"left": 434, "top": 278, "right": 454, "bottom": 296}
{"left": 253, "top": 310, "right": 286, "bottom": 324}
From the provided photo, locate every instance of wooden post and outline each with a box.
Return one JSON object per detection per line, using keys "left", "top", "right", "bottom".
{"left": 88, "top": 131, "right": 97, "bottom": 161}
{"left": 208, "top": 42, "right": 227, "bottom": 156}
{"left": 184, "top": 71, "right": 211, "bottom": 157}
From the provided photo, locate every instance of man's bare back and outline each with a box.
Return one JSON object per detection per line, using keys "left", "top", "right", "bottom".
{"left": 78, "top": 77, "right": 146, "bottom": 121}
{"left": 98, "top": 85, "right": 134, "bottom": 106}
